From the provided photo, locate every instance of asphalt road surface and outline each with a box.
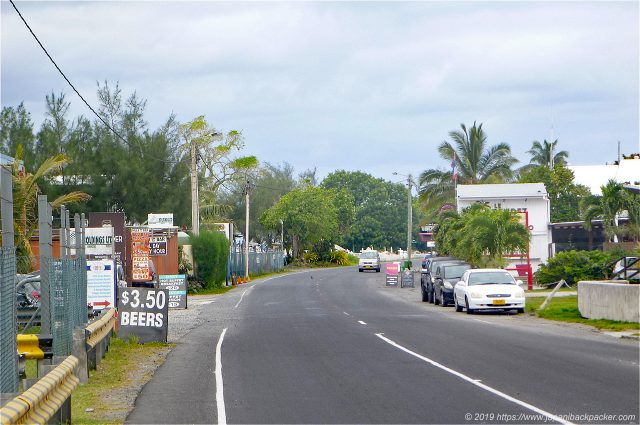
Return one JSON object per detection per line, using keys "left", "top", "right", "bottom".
{"left": 127, "top": 267, "right": 640, "bottom": 424}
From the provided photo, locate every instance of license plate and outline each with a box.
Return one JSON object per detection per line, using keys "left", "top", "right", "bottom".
{"left": 492, "top": 299, "right": 506, "bottom": 305}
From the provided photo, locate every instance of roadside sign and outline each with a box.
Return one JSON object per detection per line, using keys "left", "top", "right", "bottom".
{"left": 148, "top": 213, "right": 173, "bottom": 228}
{"left": 386, "top": 263, "right": 399, "bottom": 275}
{"left": 149, "top": 236, "right": 167, "bottom": 256}
{"left": 386, "top": 263, "right": 399, "bottom": 287}
{"left": 401, "top": 270, "right": 415, "bottom": 288}
{"left": 86, "top": 259, "right": 116, "bottom": 309}
{"left": 131, "top": 228, "right": 151, "bottom": 281}
{"left": 158, "top": 274, "right": 187, "bottom": 309}
{"left": 117, "top": 287, "right": 168, "bottom": 343}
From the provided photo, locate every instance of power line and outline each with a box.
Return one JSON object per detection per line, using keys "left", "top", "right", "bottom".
{"left": 9, "top": 0, "right": 179, "bottom": 165}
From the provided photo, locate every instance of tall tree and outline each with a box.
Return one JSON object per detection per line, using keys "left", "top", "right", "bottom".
{"left": 527, "top": 139, "right": 568, "bottom": 167}
{"left": 0, "top": 103, "right": 36, "bottom": 170}
{"left": 418, "top": 122, "right": 518, "bottom": 216}
{"left": 582, "top": 180, "right": 626, "bottom": 242}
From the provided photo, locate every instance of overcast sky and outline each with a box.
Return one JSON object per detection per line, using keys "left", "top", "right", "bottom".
{"left": 2, "top": 1, "right": 638, "bottom": 182}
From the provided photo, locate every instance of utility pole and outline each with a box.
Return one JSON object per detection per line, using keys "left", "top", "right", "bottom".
{"left": 406, "top": 174, "right": 413, "bottom": 264}
{"left": 243, "top": 180, "right": 253, "bottom": 281}
{"left": 190, "top": 140, "right": 199, "bottom": 236}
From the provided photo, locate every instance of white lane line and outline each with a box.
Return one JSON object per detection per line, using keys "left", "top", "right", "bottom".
{"left": 358, "top": 320, "right": 367, "bottom": 325}
{"left": 375, "top": 333, "right": 573, "bottom": 425}
{"left": 473, "top": 319, "right": 492, "bottom": 324}
{"left": 234, "top": 289, "right": 250, "bottom": 309}
{"left": 215, "top": 328, "right": 228, "bottom": 425}
{"left": 343, "top": 312, "right": 350, "bottom": 316}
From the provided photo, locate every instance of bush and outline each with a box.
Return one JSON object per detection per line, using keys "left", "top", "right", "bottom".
{"left": 329, "top": 250, "right": 351, "bottom": 265}
{"left": 535, "top": 250, "right": 622, "bottom": 286}
{"left": 312, "top": 239, "right": 333, "bottom": 262}
{"left": 190, "top": 231, "right": 229, "bottom": 289}
{"left": 304, "top": 251, "right": 319, "bottom": 264}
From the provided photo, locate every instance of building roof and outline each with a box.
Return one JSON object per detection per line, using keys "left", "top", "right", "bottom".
{"left": 457, "top": 183, "right": 548, "bottom": 199}
{"left": 569, "top": 158, "right": 640, "bottom": 195}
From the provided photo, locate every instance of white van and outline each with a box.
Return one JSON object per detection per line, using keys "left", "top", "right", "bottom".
{"left": 359, "top": 251, "right": 381, "bottom": 272}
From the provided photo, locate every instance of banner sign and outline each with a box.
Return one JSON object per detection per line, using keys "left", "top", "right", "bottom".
{"left": 149, "top": 236, "right": 167, "bottom": 256}
{"left": 131, "top": 228, "right": 151, "bottom": 281}
{"left": 117, "top": 287, "right": 168, "bottom": 343}
{"left": 86, "top": 259, "right": 116, "bottom": 309}
{"left": 148, "top": 213, "right": 173, "bottom": 228}
{"left": 386, "top": 263, "right": 399, "bottom": 287}
{"left": 88, "top": 212, "right": 126, "bottom": 267}
{"left": 213, "top": 222, "right": 233, "bottom": 240}
{"left": 158, "top": 274, "right": 188, "bottom": 309}
{"left": 84, "top": 227, "right": 115, "bottom": 256}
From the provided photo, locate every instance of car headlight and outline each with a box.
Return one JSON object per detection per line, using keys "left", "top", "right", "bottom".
{"left": 470, "top": 292, "right": 483, "bottom": 299}
{"left": 443, "top": 281, "right": 453, "bottom": 289}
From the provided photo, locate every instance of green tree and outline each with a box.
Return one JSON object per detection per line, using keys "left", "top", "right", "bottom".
{"left": 260, "top": 186, "right": 349, "bottom": 259}
{"left": 518, "top": 164, "right": 591, "bottom": 222}
{"left": 582, "top": 180, "right": 626, "bottom": 242}
{"left": 419, "top": 122, "right": 518, "bottom": 216}
{"left": 526, "top": 139, "right": 568, "bottom": 167}
{"left": 0, "top": 103, "right": 36, "bottom": 170}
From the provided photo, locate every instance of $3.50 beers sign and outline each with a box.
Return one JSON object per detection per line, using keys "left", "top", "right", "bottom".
{"left": 117, "top": 287, "right": 168, "bottom": 343}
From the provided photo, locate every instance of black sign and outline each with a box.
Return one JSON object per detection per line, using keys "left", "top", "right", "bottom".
{"left": 149, "top": 241, "right": 167, "bottom": 255}
{"left": 117, "top": 287, "right": 168, "bottom": 343}
{"left": 386, "top": 274, "right": 399, "bottom": 287}
{"left": 158, "top": 274, "right": 188, "bottom": 309}
{"left": 401, "top": 270, "right": 415, "bottom": 288}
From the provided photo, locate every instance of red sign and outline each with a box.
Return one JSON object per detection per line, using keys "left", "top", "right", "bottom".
{"left": 131, "top": 228, "right": 151, "bottom": 281}
{"left": 386, "top": 263, "right": 399, "bottom": 275}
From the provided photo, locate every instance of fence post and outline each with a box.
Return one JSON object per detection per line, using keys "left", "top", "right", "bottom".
{"left": 38, "top": 195, "right": 52, "bottom": 335}
{"left": 0, "top": 165, "right": 18, "bottom": 394}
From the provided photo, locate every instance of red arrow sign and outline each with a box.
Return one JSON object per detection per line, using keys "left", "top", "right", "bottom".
{"left": 93, "top": 300, "right": 111, "bottom": 307}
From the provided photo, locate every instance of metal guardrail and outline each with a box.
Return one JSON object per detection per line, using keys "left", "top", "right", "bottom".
{"left": 0, "top": 356, "right": 79, "bottom": 425}
{"left": 16, "top": 334, "right": 53, "bottom": 360}
{"left": 85, "top": 308, "right": 115, "bottom": 349}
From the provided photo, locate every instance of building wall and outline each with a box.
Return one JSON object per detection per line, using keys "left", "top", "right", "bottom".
{"left": 457, "top": 195, "right": 551, "bottom": 271}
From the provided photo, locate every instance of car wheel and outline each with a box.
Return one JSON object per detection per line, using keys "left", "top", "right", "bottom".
{"left": 376, "top": 268, "right": 380, "bottom": 273}
{"left": 434, "top": 289, "right": 440, "bottom": 305}
{"left": 440, "top": 292, "right": 447, "bottom": 307}
{"left": 428, "top": 288, "right": 434, "bottom": 304}
{"left": 454, "top": 297, "right": 463, "bottom": 312}
{"left": 465, "top": 297, "right": 474, "bottom": 314}
{"left": 421, "top": 285, "right": 428, "bottom": 302}
{"left": 359, "top": 268, "right": 363, "bottom": 272}
{"left": 516, "top": 308, "right": 524, "bottom": 314}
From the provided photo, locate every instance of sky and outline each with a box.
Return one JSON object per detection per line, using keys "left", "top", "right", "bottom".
{"left": 1, "top": 1, "right": 639, "bottom": 183}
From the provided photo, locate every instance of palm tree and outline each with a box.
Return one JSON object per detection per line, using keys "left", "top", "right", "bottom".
{"left": 582, "top": 180, "right": 626, "bottom": 243}
{"left": 527, "top": 139, "right": 568, "bottom": 167}
{"left": 2, "top": 147, "right": 91, "bottom": 272}
{"left": 418, "top": 122, "right": 518, "bottom": 215}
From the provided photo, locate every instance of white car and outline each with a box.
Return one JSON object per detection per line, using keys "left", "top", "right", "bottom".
{"left": 358, "top": 251, "right": 381, "bottom": 272}
{"left": 453, "top": 268, "right": 525, "bottom": 314}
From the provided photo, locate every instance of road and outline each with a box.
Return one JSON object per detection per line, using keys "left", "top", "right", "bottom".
{"left": 127, "top": 266, "right": 640, "bottom": 424}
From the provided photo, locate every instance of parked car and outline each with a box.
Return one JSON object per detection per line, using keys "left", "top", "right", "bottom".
{"left": 421, "top": 257, "right": 461, "bottom": 303}
{"left": 421, "top": 254, "right": 435, "bottom": 272}
{"left": 359, "top": 250, "right": 381, "bottom": 272}
{"left": 453, "top": 268, "right": 525, "bottom": 314}
{"left": 433, "top": 262, "right": 472, "bottom": 306}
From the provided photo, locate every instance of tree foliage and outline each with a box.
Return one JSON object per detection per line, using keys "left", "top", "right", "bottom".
{"left": 434, "top": 203, "right": 530, "bottom": 267}
{"left": 526, "top": 139, "right": 568, "bottom": 167}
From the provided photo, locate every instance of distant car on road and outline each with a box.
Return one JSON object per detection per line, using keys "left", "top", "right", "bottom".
{"left": 453, "top": 268, "right": 525, "bottom": 314}
{"left": 358, "top": 251, "right": 381, "bottom": 272}
{"left": 433, "top": 262, "right": 472, "bottom": 306}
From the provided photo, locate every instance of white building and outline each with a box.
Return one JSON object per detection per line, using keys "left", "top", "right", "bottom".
{"left": 456, "top": 183, "right": 551, "bottom": 272}
{"left": 569, "top": 157, "right": 640, "bottom": 195}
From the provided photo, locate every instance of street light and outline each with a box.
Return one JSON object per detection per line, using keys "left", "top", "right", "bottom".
{"left": 393, "top": 172, "right": 417, "bottom": 265}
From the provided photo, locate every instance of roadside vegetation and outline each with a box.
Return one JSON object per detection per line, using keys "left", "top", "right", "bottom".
{"left": 526, "top": 296, "right": 640, "bottom": 331}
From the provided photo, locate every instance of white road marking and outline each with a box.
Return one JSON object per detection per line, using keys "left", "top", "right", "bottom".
{"left": 375, "top": 333, "right": 573, "bottom": 425}
{"left": 358, "top": 320, "right": 367, "bottom": 325}
{"left": 473, "top": 319, "right": 492, "bottom": 324}
{"left": 215, "top": 328, "right": 228, "bottom": 425}
{"left": 234, "top": 289, "right": 250, "bottom": 309}
{"left": 343, "top": 312, "right": 350, "bottom": 316}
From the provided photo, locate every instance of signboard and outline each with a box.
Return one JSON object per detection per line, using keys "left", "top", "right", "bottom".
{"left": 386, "top": 263, "right": 399, "bottom": 287}
{"left": 131, "top": 228, "right": 151, "bottom": 281}
{"left": 117, "top": 287, "right": 168, "bottom": 343}
{"left": 88, "top": 212, "right": 126, "bottom": 267}
{"left": 148, "top": 213, "right": 173, "bottom": 228}
{"left": 84, "top": 227, "right": 115, "bottom": 256}
{"left": 401, "top": 270, "right": 415, "bottom": 288}
{"left": 158, "top": 274, "right": 187, "bottom": 309}
{"left": 86, "top": 259, "right": 116, "bottom": 309}
{"left": 149, "top": 236, "right": 167, "bottom": 256}
{"left": 213, "top": 222, "right": 233, "bottom": 240}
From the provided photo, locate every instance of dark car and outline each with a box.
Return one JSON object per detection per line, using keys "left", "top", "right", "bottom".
{"left": 433, "top": 262, "right": 472, "bottom": 306}
{"left": 420, "top": 256, "right": 456, "bottom": 302}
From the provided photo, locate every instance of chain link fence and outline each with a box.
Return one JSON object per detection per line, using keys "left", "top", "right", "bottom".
{"left": 229, "top": 241, "right": 285, "bottom": 280}
{"left": 1, "top": 246, "right": 18, "bottom": 393}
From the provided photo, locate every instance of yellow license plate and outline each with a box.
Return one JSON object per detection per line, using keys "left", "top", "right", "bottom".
{"left": 492, "top": 299, "right": 506, "bottom": 305}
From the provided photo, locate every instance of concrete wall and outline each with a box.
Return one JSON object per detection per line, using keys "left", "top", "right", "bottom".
{"left": 578, "top": 281, "right": 640, "bottom": 323}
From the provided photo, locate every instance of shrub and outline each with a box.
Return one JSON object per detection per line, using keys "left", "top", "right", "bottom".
{"left": 312, "top": 239, "right": 333, "bottom": 262}
{"left": 304, "top": 251, "right": 319, "bottom": 264}
{"left": 190, "top": 231, "right": 229, "bottom": 289}
{"left": 329, "top": 250, "right": 350, "bottom": 265}
{"left": 535, "top": 250, "right": 622, "bottom": 286}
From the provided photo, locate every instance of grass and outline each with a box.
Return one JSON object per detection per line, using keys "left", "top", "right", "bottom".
{"left": 71, "top": 336, "right": 174, "bottom": 424}
{"left": 189, "top": 284, "right": 235, "bottom": 296}
{"left": 526, "top": 296, "right": 640, "bottom": 331}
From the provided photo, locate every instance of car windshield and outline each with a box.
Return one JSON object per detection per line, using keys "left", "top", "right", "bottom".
{"left": 444, "top": 265, "right": 469, "bottom": 279}
{"left": 468, "top": 272, "right": 515, "bottom": 286}
{"left": 361, "top": 252, "right": 378, "bottom": 259}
